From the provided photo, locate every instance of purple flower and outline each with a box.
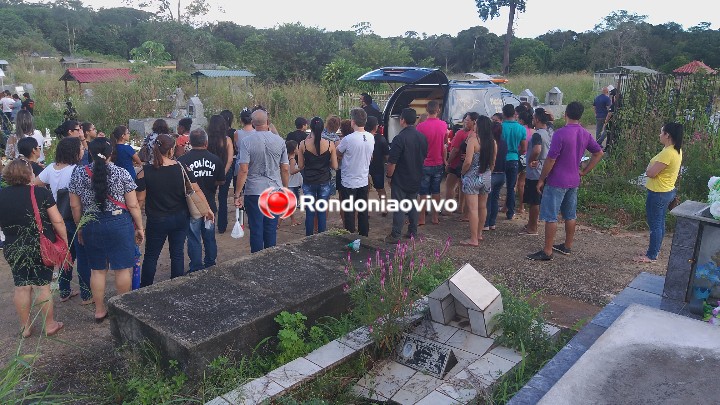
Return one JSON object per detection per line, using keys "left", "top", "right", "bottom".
{"left": 344, "top": 265, "right": 349, "bottom": 276}
{"left": 402, "top": 288, "right": 408, "bottom": 300}
{"left": 376, "top": 250, "right": 380, "bottom": 264}
{"left": 368, "top": 325, "right": 374, "bottom": 333}
{"left": 380, "top": 296, "right": 385, "bottom": 302}
{"left": 343, "top": 284, "right": 349, "bottom": 292}
{"left": 380, "top": 275, "right": 386, "bottom": 290}
{"left": 356, "top": 274, "right": 361, "bottom": 282}
{"left": 347, "top": 251, "right": 351, "bottom": 263}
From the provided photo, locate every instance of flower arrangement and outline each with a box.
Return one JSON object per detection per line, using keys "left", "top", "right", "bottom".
{"left": 344, "top": 237, "right": 454, "bottom": 351}
{"left": 709, "top": 176, "right": 720, "bottom": 220}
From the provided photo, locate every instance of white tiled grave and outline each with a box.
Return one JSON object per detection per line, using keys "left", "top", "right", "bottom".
{"left": 354, "top": 319, "right": 525, "bottom": 404}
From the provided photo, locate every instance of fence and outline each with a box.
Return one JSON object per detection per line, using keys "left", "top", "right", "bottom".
{"left": 611, "top": 72, "right": 720, "bottom": 199}
{"left": 337, "top": 91, "right": 393, "bottom": 117}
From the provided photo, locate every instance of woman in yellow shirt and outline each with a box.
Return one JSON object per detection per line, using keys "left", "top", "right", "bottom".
{"left": 635, "top": 122, "right": 683, "bottom": 263}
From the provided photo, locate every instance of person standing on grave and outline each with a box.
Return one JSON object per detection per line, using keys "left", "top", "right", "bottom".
{"left": 527, "top": 102, "right": 604, "bottom": 261}
{"left": 384, "top": 108, "right": 428, "bottom": 243}
{"left": 234, "top": 110, "right": 289, "bottom": 253}
{"left": 500, "top": 104, "right": 527, "bottom": 220}
{"left": 416, "top": 100, "right": 448, "bottom": 226}
{"left": 593, "top": 86, "right": 612, "bottom": 143}
{"left": 21, "top": 93, "right": 34, "bottom": 115}
{"left": 287, "top": 117, "right": 309, "bottom": 145}
{"left": 634, "top": 122, "right": 683, "bottom": 263}
{"left": 178, "top": 129, "right": 225, "bottom": 271}
{"left": 337, "top": 108, "right": 374, "bottom": 236}
{"left": 367, "top": 116, "right": 389, "bottom": 216}
{"left": 175, "top": 118, "right": 193, "bottom": 158}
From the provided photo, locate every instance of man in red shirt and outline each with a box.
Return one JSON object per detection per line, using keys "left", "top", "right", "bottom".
{"left": 416, "top": 100, "right": 448, "bottom": 225}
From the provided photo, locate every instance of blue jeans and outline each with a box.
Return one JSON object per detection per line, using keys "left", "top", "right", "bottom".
{"left": 245, "top": 195, "right": 279, "bottom": 253}
{"left": 504, "top": 160, "right": 519, "bottom": 219}
{"left": 646, "top": 189, "right": 676, "bottom": 260}
{"left": 217, "top": 158, "right": 236, "bottom": 233}
{"left": 302, "top": 182, "right": 332, "bottom": 236}
{"left": 187, "top": 215, "right": 217, "bottom": 272}
{"left": 420, "top": 165, "right": 444, "bottom": 195}
{"left": 485, "top": 173, "right": 506, "bottom": 227}
{"left": 59, "top": 220, "right": 92, "bottom": 301}
{"left": 141, "top": 210, "right": 190, "bottom": 287}
{"left": 539, "top": 185, "right": 578, "bottom": 222}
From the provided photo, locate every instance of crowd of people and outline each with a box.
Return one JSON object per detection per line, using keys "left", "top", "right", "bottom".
{"left": 0, "top": 92, "right": 683, "bottom": 338}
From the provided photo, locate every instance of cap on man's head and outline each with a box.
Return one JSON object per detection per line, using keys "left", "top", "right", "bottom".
{"left": 295, "top": 117, "right": 308, "bottom": 129}
{"left": 607, "top": 85, "right": 615, "bottom": 92}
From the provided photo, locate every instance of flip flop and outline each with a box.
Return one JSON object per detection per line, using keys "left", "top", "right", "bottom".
{"left": 458, "top": 218, "right": 470, "bottom": 223}
{"left": 81, "top": 298, "right": 94, "bottom": 306}
{"left": 46, "top": 322, "right": 64, "bottom": 336}
{"left": 60, "top": 290, "right": 79, "bottom": 302}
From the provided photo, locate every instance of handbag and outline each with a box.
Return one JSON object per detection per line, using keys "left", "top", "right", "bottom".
{"left": 180, "top": 164, "right": 209, "bottom": 219}
{"left": 30, "top": 185, "right": 71, "bottom": 267}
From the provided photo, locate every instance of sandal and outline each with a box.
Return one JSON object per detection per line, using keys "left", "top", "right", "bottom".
{"left": 60, "top": 290, "right": 79, "bottom": 302}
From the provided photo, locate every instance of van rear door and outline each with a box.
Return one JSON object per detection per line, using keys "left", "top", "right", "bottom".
{"left": 357, "top": 67, "right": 449, "bottom": 85}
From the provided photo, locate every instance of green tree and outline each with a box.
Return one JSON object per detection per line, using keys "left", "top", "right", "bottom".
{"left": 130, "top": 40, "right": 171, "bottom": 67}
{"left": 475, "top": 0, "right": 528, "bottom": 74}
{"left": 591, "top": 10, "right": 649, "bottom": 68}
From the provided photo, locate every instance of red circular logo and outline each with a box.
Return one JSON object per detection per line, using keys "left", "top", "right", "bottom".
{"left": 259, "top": 187, "right": 297, "bottom": 219}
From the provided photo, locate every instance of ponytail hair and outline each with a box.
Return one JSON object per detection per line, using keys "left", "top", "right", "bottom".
{"left": 89, "top": 138, "right": 113, "bottom": 210}
{"left": 152, "top": 134, "right": 176, "bottom": 169}
{"left": 310, "top": 116, "right": 324, "bottom": 152}
{"left": 110, "top": 125, "right": 127, "bottom": 162}
{"left": 663, "top": 122, "right": 683, "bottom": 152}
{"left": 476, "top": 115, "right": 496, "bottom": 173}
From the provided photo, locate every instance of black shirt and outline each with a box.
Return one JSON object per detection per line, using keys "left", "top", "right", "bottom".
{"left": 370, "top": 133, "right": 389, "bottom": 174}
{"left": 21, "top": 97, "right": 34, "bottom": 115}
{"left": 178, "top": 149, "right": 225, "bottom": 213}
{"left": 31, "top": 162, "right": 43, "bottom": 177}
{"left": 363, "top": 105, "right": 383, "bottom": 126}
{"left": 228, "top": 128, "right": 238, "bottom": 156}
{"left": 286, "top": 130, "right": 308, "bottom": 145}
{"left": 136, "top": 163, "right": 197, "bottom": 217}
{"left": 0, "top": 185, "right": 56, "bottom": 246}
{"left": 388, "top": 126, "right": 428, "bottom": 194}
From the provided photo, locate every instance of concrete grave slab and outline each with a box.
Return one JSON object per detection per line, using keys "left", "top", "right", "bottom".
{"left": 411, "top": 320, "right": 460, "bottom": 344}
{"left": 266, "top": 357, "right": 322, "bottom": 389}
{"left": 436, "top": 368, "right": 491, "bottom": 403}
{"left": 207, "top": 376, "right": 284, "bottom": 405}
{"left": 447, "top": 263, "right": 503, "bottom": 337}
{"left": 392, "top": 371, "right": 444, "bottom": 404}
{"left": 355, "top": 360, "right": 417, "bottom": 399}
{"left": 539, "top": 304, "right": 720, "bottom": 405}
{"left": 303, "top": 339, "right": 356, "bottom": 369}
{"left": 415, "top": 390, "right": 462, "bottom": 405}
{"left": 466, "top": 353, "right": 519, "bottom": 384}
{"left": 109, "top": 234, "right": 380, "bottom": 378}
{"left": 445, "top": 328, "right": 494, "bottom": 357}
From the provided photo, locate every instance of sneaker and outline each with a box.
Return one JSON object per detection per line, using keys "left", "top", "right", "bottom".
{"left": 527, "top": 250, "right": 553, "bottom": 261}
{"left": 384, "top": 234, "right": 401, "bottom": 244}
{"left": 552, "top": 244, "right": 572, "bottom": 255}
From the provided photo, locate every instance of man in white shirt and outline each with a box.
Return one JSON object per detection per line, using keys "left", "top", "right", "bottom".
{"left": 1, "top": 91, "right": 14, "bottom": 131}
{"left": 337, "top": 108, "right": 375, "bottom": 236}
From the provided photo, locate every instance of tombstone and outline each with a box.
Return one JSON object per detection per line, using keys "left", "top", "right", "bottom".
{"left": 174, "top": 87, "right": 185, "bottom": 110}
{"left": 22, "top": 83, "right": 34, "bottom": 93}
{"left": 395, "top": 334, "right": 458, "bottom": 379}
{"left": 428, "top": 263, "right": 503, "bottom": 337}
{"left": 83, "top": 88, "right": 94, "bottom": 101}
{"left": 545, "top": 86, "right": 563, "bottom": 105}
{"left": 519, "top": 89, "right": 538, "bottom": 106}
{"left": 187, "top": 96, "right": 207, "bottom": 128}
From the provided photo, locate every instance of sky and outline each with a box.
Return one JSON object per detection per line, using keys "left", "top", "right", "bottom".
{"left": 75, "top": 0, "right": 716, "bottom": 39}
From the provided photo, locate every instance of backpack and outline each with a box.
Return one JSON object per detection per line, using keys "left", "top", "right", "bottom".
{"left": 138, "top": 134, "right": 156, "bottom": 163}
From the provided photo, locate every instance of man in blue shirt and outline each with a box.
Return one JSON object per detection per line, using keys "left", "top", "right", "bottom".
{"left": 501, "top": 104, "right": 527, "bottom": 220}
{"left": 593, "top": 86, "right": 612, "bottom": 143}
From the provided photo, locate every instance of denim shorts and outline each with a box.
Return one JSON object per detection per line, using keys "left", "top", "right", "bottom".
{"left": 539, "top": 185, "right": 578, "bottom": 223}
{"left": 420, "top": 165, "right": 444, "bottom": 195}
{"left": 82, "top": 211, "right": 136, "bottom": 270}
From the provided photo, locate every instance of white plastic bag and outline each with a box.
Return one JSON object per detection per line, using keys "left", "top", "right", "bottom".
{"left": 231, "top": 208, "right": 244, "bottom": 238}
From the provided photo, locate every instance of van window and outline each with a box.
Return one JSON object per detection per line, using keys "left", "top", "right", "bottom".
{"left": 447, "top": 88, "right": 505, "bottom": 125}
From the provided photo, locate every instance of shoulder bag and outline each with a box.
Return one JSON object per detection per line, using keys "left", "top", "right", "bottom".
{"left": 30, "top": 185, "right": 71, "bottom": 267}
{"left": 180, "top": 164, "right": 209, "bottom": 219}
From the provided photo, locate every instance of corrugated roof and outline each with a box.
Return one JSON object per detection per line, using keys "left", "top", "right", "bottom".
{"left": 673, "top": 60, "right": 717, "bottom": 75}
{"left": 596, "top": 66, "right": 660, "bottom": 74}
{"left": 191, "top": 70, "right": 255, "bottom": 78}
{"left": 60, "top": 68, "right": 137, "bottom": 83}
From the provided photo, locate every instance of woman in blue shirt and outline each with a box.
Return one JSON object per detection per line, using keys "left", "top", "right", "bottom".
{"left": 110, "top": 125, "right": 142, "bottom": 180}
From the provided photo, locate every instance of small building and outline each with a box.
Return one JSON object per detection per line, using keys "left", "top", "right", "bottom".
{"left": 673, "top": 61, "right": 717, "bottom": 76}
{"left": 190, "top": 69, "right": 255, "bottom": 96}
{"left": 0, "top": 60, "right": 8, "bottom": 72}
{"left": 59, "top": 68, "right": 137, "bottom": 94}
{"left": 594, "top": 66, "right": 660, "bottom": 92}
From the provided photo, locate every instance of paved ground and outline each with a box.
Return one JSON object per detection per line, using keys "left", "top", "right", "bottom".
{"left": 0, "top": 186, "right": 669, "bottom": 398}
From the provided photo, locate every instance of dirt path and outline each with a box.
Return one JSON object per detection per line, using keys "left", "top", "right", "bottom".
{"left": 0, "top": 190, "right": 667, "bottom": 398}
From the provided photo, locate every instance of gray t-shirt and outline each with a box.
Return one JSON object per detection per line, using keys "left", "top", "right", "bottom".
{"left": 526, "top": 127, "right": 553, "bottom": 181}
{"left": 237, "top": 130, "right": 289, "bottom": 195}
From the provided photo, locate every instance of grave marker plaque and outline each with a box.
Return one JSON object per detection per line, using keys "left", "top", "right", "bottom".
{"left": 395, "top": 333, "right": 457, "bottom": 379}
